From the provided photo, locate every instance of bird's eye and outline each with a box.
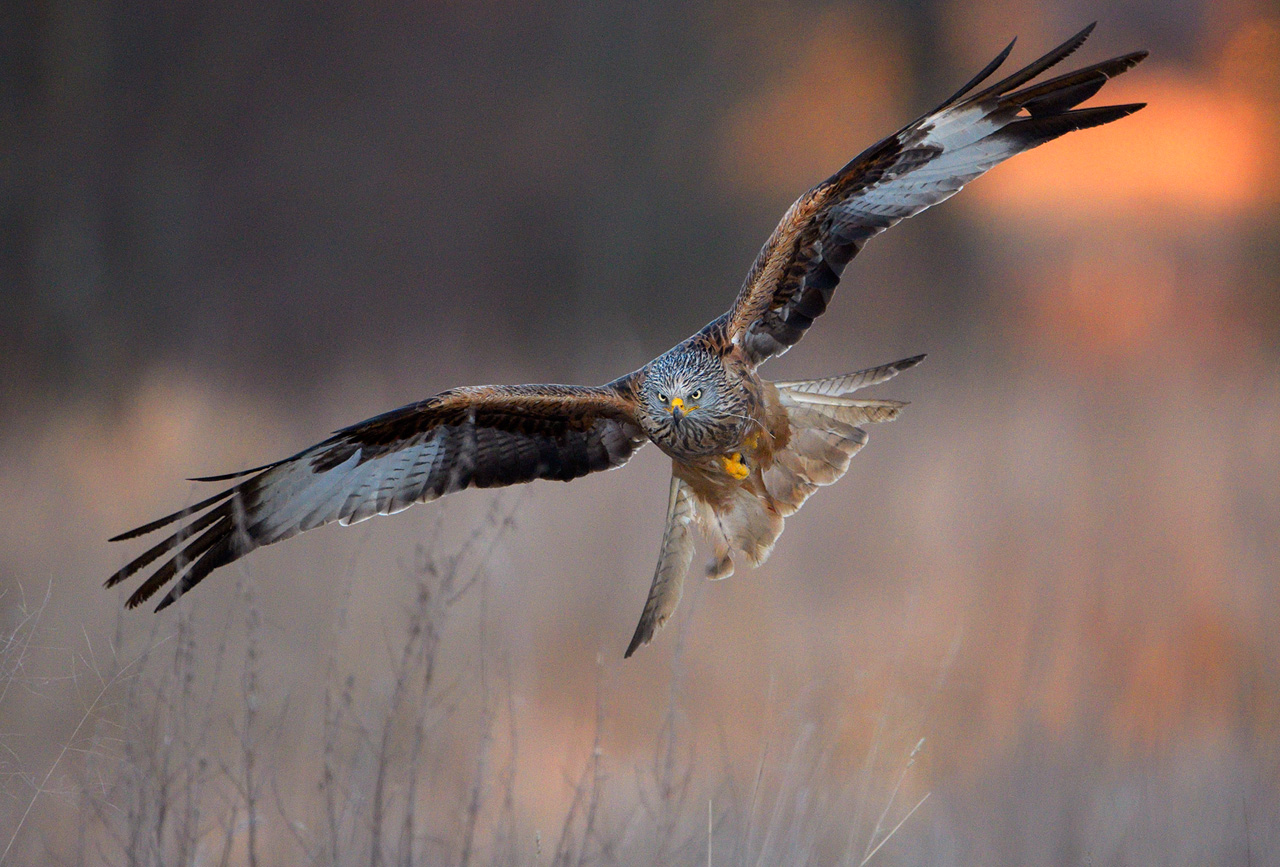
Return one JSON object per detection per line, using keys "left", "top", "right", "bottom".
{"left": 690, "top": 389, "right": 702, "bottom": 401}
{"left": 658, "top": 393, "right": 668, "bottom": 403}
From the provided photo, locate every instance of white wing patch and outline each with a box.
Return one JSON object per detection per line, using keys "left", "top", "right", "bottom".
{"left": 827, "top": 109, "right": 1022, "bottom": 238}
{"left": 242, "top": 434, "right": 454, "bottom": 544}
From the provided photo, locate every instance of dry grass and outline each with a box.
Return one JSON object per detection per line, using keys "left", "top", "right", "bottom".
{"left": 0, "top": 501, "right": 937, "bottom": 866}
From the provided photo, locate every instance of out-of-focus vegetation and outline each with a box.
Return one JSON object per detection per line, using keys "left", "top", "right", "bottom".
{"left": 3, "top": 505, "right": 936, "bottom": 865}
{"left": 3, "top": 0, "right": 1279, "bottom": 863}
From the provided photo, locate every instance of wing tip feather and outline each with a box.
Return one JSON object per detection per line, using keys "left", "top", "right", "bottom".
{"left": 108, "top": 486, "right": 238, "bottom": 541}
{"left": 623, "top": 629, "right": 646, "bottom": 659}
{"left": 940, "top": 36, "right": 1017, "bottom": 107}
{"left": 969, "top": 21, "right": 1098, "bottom": 104}
{"left": 187, "top": 459, "right": 281, "bottom": 483}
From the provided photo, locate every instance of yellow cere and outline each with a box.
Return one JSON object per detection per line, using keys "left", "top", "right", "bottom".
{"left": 670, "top": 397, "right": 685, "bottom": 410}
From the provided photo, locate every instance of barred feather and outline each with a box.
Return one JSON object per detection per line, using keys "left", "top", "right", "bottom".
{"left": 108, "top": 384, "right": 645, "bottom": 611}
{"left": 723, "top": 25, "right": 1146, "bottom": 364}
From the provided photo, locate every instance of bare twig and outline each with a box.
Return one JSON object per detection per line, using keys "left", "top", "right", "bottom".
{"left": 859, "top": 792, "right": 929, "bottom": 867}
{"left": 861, "top": 737, "right": 925, "bottom": 864}
{"left": 241, "top": 589, "right": 261, "bottom": 867}
{"left": 1, "top": 631, "right": 164, "bottom": 867}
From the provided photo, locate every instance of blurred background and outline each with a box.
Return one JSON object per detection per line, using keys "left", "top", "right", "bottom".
{"left": 3, "top": 0, "right": 1279, "bottom": 863}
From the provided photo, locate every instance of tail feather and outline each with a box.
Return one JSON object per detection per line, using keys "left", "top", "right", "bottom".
{"left": 703, "top": 484, "right": 784, "bottom": 578}
{"left": 763, "top": 456, "right": 819, "bottom": 518}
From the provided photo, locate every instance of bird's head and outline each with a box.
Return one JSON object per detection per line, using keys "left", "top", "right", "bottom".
{"left": 638, "top": 348, "right": 734, "bottom": 451}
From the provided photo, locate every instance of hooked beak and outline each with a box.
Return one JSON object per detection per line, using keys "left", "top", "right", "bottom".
{"left": 670, "top": 397, "right": 685, "bottom": 422}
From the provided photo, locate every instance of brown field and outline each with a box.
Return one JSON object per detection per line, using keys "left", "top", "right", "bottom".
{"left": 3, "top": 1, "right": 1279, "bottom": 864}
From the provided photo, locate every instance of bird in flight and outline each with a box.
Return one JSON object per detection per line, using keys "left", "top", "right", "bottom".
{"left": 108, "top": 25, "right": 1146, "bottom": 656}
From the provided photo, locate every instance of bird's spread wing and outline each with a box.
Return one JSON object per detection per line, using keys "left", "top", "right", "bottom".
{"left": 624, "top": 476, "right": 698, "bottom": 658}
{"left": 107, "top": 382, "right": 645, "bottom": 611}
{"left": 723, "top": 24, "right": 1146, "bottom": 364}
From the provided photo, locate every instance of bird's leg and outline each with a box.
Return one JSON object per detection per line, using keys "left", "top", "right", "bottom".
{"left": 718, "top": 452, "right": 750, "bottom": 480}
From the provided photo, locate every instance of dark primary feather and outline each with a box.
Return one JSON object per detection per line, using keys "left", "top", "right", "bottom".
{"left": 965, "top": 23, "right": 1096, "bottom": 104}
{"left": 108, "top": 383, "right": 645, "bottom": 611}
{"left": 722, "top": 24, "right": 1147, "bottom": 364}
{"left": 937, "top": 37, "right": 1017, "bottom": 108}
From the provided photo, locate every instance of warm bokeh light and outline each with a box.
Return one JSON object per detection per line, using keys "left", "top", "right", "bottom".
{"left": 974, "top": 18, "right": 1280, "bottom": 218}
{"left": 1022, "top": 239, "right": 1177, "bottom": 361}
{"left": 4, "top": 4, "right": 1279, "bottom": 865}
{"left": 716, "top": 11, "right": 906, "bottom": 197}
{"left": 973, "top": 72, "right": 1276, "bottom": 217}
{"left": 1219, "top": 16, "right": 1280, "bottom": 101}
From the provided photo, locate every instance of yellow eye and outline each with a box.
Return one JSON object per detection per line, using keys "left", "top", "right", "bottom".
{"left": 690, "top": 389, "right": 702, "bottom": 401}
{"left": 658, "top": 393, "right": 668, "bottom": 403}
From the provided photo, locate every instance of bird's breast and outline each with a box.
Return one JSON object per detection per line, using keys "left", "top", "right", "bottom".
{"left": 653, "top": 414, "right": 745, "bottom": 460}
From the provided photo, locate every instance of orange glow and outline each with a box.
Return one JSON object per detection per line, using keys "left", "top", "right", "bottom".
{"left": 1023, "top": 241, "right": 1176, "bottom": 360}
{"left": 1218, "top": 17, "right": 1280, "bottom": 101}
{"left": 717, "top": 15, "right": 905, "bottom": 197}
{"left": 11, "top": 12, "right": 1280, "bottom": 862}
{"left": 1111, "top": 612, "right": 1239, "bottom": 751}
{"left": 972, "top": 70, "right": 1278, "bottom": 218}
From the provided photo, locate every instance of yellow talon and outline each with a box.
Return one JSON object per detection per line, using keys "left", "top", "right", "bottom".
{"left": 720, "top": 452, "right": 750, "bottom": 480}
{"left": 744, "top": 432, "right": 760, "bottom": 450}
